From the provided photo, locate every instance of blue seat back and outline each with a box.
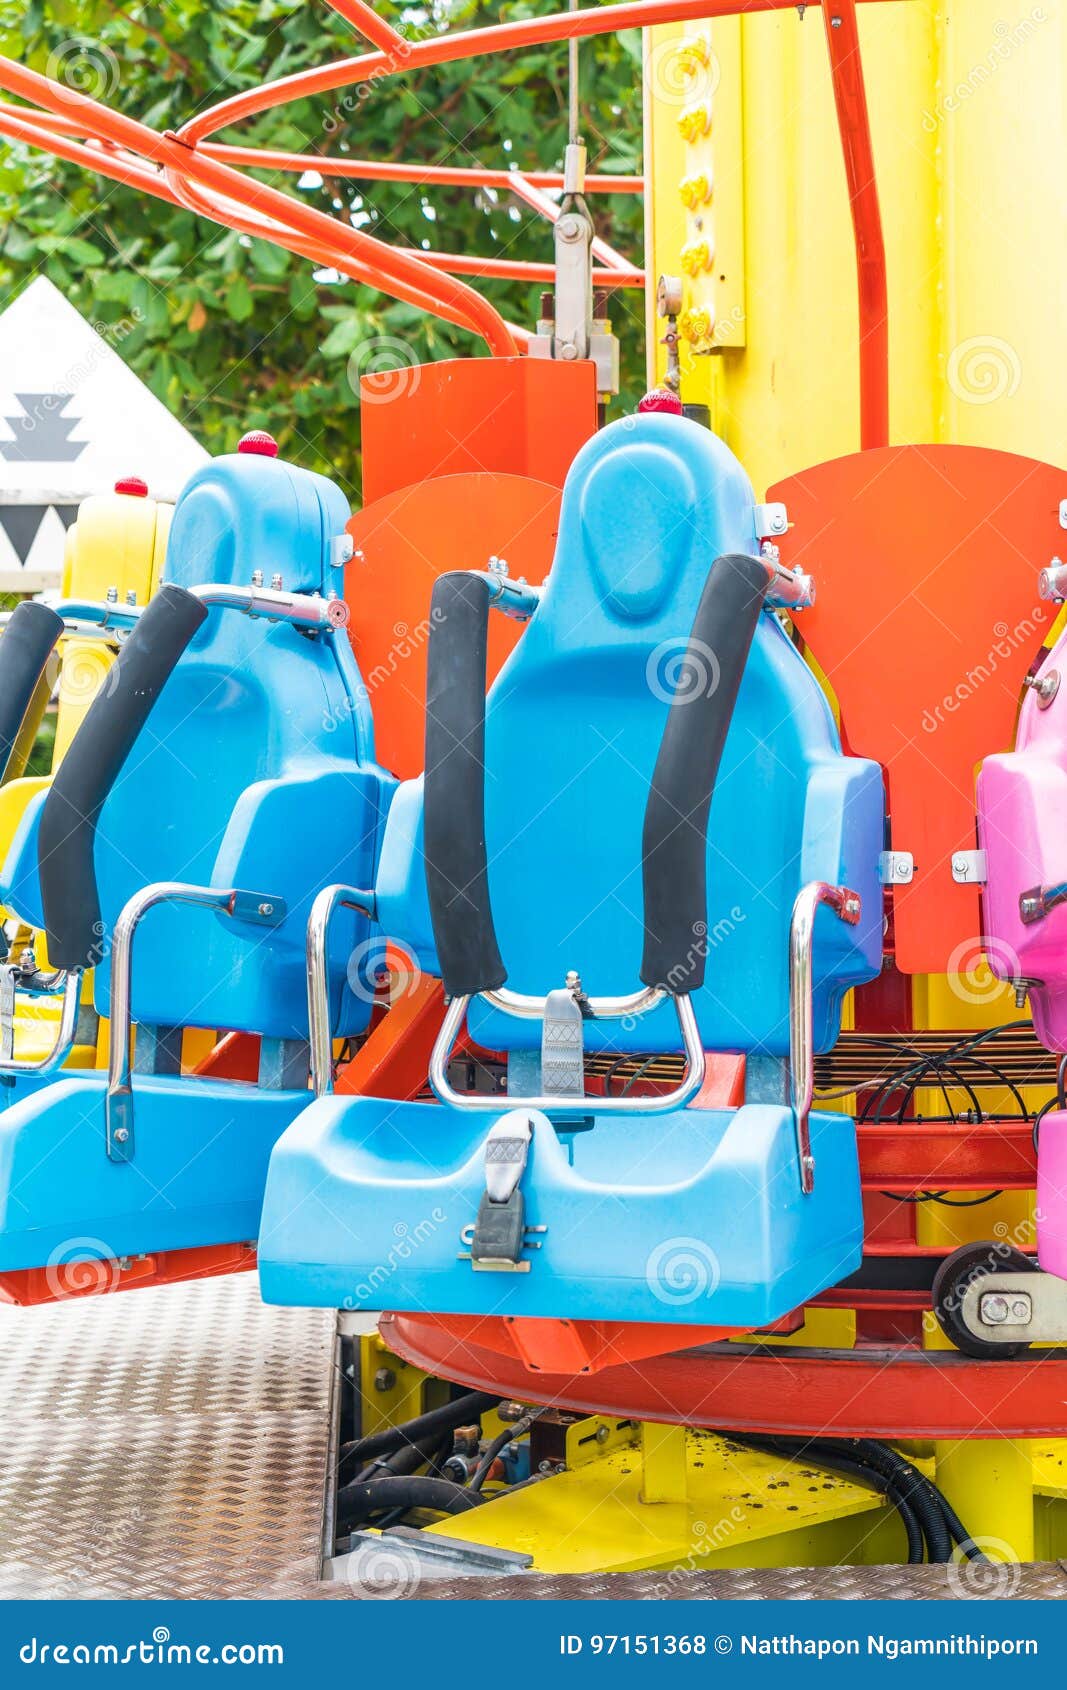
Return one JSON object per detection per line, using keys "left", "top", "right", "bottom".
{"left": 3, "top": 452, "right": 392, "bottom": 1041}
{"left": 376, "top": 415, "right": 883, "bottom": 1055}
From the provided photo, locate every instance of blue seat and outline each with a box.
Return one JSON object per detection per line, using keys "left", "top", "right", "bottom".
{"left": 258, "top": 415, "right": 885, "bottom": 1348}
{"left": 0, "top": 445, "right": 394, "bottom": 1281}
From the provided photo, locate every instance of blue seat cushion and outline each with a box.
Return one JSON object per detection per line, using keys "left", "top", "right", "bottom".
{"left": 258, "top": 1095, "right": 863, "bottom": 1328}
{"left": 0, "top": 1073, "right": 307, "bottom": 1271}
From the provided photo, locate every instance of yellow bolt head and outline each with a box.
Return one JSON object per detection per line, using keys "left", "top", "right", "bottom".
{"left": 679, "top": 172, "right": 712, "bottom": 210}
{"left": 681, "top": 306, "right": 715, "bottom": 344}
{"left": 677, "top": 34, "right": 711, "bottom": 72}
{"left": 677, "top": 102, "right": 712, "bottom": 144}
{"left": 680, "top": 239, "right": 713, "bottom": 277}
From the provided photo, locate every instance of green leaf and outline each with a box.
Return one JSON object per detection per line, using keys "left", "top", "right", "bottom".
{"left": 224, "top": 276, "right": 254, "bottom": 322}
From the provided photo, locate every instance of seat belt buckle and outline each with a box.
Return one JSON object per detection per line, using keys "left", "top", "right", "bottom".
{"left": 462, "top": 1110, "right": 547, "bottom": 1271}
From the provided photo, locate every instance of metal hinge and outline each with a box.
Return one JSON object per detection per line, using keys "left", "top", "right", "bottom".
{"left": 878, "top": 851, "right": 914, "bottom": 886}
{"left": 754, "top": 502, "right": 789, "bottom": 540}
{"left": 951, "top": 850, "right": 987, "bottom": 885}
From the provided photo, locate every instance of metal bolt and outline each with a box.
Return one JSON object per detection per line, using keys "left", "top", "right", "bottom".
{"left": 559, "top": 342, "right": 579, "bottom": 361}
{"left": 953, "top": 857, "right": 968, "bottom": 876}
{"left": 125, "top": 590, "right": 137, "bottom": 606}
{"left": 113, "top": 1127, "right": 130, "bottom": 1145}
{"left": 106, "top": 585, "right": 118, "bottom": 604}
{"left": 270, "top": 572, "right": 283, "bottom": 591}
{"left": 373, "top": 1367, "right": 396, "bottom": 1392}
{"left": 895, "top": 860, "right": 909, "bottom": 880}
{"left": 258, "top": 902, "right": 273, "bottom": 917}
{"left": 557, "top": 215, "right": 583, "bottom": 242}
{"left": 979, "top": 1293, "right": 1010, "bottom": 1325}
{"left": 830, "top": 14, "right": 842, "bottom": 25}
{"left": 1010, "top": 1296, "right": 1033, "bottom": 1323}
{"left": 251, "top": 569, "right": 264, "bottom": 588}
{"left": 595, "top": 1424, "right": 610, "bottom": 1444}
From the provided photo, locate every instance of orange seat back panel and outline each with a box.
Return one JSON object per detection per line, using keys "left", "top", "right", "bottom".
{"left": 346, "top": 471, "right": 560, "bottom": 780}
{"left": 771, "top": 444, "right": 1063, "bottom": 973}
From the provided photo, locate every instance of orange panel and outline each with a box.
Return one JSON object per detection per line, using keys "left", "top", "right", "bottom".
{"left": 346, "top": 472, "right": 560, "bottom": 779}
{"left": 0, "top": 1242, "right": 255, "bottom": 1308}
{"left": 771, "top": 445, "right": 1064, "bottom": 973}
{"left": 359, "top": 357, "right": 597, "bottom": 504}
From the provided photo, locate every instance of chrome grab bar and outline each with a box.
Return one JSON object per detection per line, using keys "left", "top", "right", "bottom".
{"left": 1020, "top": 882, "right": 1067, "bottom": 925}
{"left": 0, "top": 968, "right": 82, "bottom": 1078}
{"left": 428, "top": 988, "right": 706, "bottom": 1117}
{"left": 106, "top": 879, "right": 287, "bottom": 1161}
{"left": 306, "top": 884, "right": 375, "bottom": 1098}
{"left": 480, "top": 982, "right": 666, "bottom": 1021}
{"left": 789, "top": 881, "right": 861, "bottom": 1195}
{"left": 191, "top": 583, "right": 349, "bottom": 631}
{"left": 0, "top": 598, "right": 142, "bottom": 644}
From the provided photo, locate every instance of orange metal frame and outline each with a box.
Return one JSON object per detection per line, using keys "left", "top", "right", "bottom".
{"left": 0, "top": 0, "right": 893, "bottom": 445}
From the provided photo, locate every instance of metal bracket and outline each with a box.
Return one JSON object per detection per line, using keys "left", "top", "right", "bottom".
{"left": 961, "top": 1269, "right": 1066, "bottom": 1345}
{"left": 878, "top": 850, "right": 914, "bottom": 886}
{"left": 228, "top": 890, "right": 287, "bottom": 926}
{"left": 950, "top": 850, "right": 987, "bottom": 885}
{"left": 330, "top": 533, "right": 354, "bottom": 568}
{"left": 1059, "top": 499, "right": 1067, "bottom": 531}
{"left": 755, "top": 502, "right": 789, "bottom": 539}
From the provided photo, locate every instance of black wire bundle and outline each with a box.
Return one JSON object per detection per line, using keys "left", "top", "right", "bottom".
{"left": 722, "top": 1433, "right": 987, "bottom": 1565}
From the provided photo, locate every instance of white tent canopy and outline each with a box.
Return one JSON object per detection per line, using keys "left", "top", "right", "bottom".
{"left": 0, "top": 276, "right": 207, "bottom": 590}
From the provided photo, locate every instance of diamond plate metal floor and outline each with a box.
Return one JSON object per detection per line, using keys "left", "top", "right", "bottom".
{"left": 0, "top": 1275, "right": 337, "bottom": 1599}
{"left": 2, "top": 1276, "right": 1066, "bottom": 1600}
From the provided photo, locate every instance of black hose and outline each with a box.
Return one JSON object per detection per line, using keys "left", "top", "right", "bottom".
{"left": 340, "top": 1390, "right": 499, "bottom": 1467}
{"left": 468, "top": 1407, "right": 543, "bottom": 1492}
{"left": 722, "top": 1433, "right": 984, "bottom": 1565}
{"left": 336, "top": 1475, "right": 487, "bottom": 1531}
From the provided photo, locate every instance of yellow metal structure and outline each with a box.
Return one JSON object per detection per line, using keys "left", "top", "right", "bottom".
{"left": 645, "top": 2, "right": 1067, "bottom": 493}
{"left": 426, "top": 1423, "right": 900, "bottom": 1575}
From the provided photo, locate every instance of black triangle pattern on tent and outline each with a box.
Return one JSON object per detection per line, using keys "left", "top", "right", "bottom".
{"left": 55, "top": 505, "right": 78, "bottom": 530}
{"left": 0, "top": 505, "right": 47, "bottom": 564}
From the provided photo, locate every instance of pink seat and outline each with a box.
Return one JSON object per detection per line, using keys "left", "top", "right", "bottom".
{"left": 977, "top": 628, "right": 1067, "bottom": 1052}
{"left": 1037, "top": 1112, "right": 1067, "bottom": 1279}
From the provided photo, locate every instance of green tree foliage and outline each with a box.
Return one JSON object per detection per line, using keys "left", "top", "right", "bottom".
{"left": 0, "top": 1, "right": 645, "bottom": 500}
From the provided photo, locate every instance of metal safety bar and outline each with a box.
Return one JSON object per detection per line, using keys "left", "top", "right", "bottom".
{"left": 0, "top": 599, "right": 142, "bottom": 643}
{"left": 106, "top": 880, "right": 287, "bottom": 1161}
{"left": 0, "top": 968, "right": 82, "bottom": 1079}
{"left": 428, "top": 988, "right": 705, "bottom": 1117}
{"left": 788, "top": 880, "right": 861, "bottom": 1195}
{"left": 191, "top": 584, "right": 350, "bottom": 631}
{"left": 306, "top": 883, "right": 376, "bottom": 1098}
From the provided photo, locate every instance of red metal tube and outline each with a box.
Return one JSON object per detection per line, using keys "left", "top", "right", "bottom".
{"left": 823, "top": 0, "right": 890, "bottom": 449}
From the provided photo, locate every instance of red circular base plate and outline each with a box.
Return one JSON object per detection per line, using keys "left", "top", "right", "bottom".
{"left": 383, "top": 1314, "right": 1067, "bottom": 1440}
